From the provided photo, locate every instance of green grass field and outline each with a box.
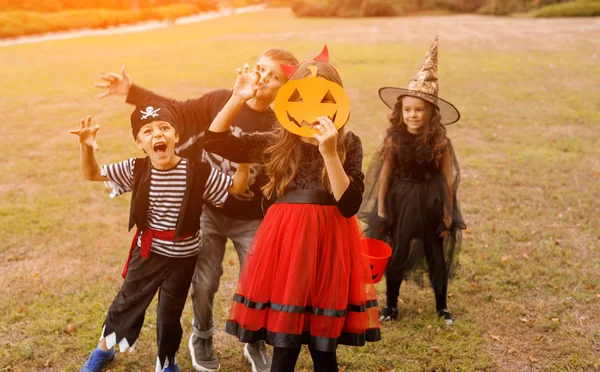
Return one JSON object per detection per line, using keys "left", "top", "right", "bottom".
{"left": 1, "top": 8, "right": 599, "bottom": 372}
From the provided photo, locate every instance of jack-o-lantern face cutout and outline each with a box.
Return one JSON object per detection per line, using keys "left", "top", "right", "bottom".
{"left": 274, "top": 65, "right": 350, "bottom": 138}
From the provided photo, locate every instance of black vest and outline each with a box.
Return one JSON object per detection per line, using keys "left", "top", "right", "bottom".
{"left": 128, "top": 157, "right": 212, "bottom": 240}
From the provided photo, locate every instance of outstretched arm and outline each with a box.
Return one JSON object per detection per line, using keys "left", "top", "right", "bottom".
{"left": 201, "top": 64, "right": 266, "bottom": 163}
{"left": 94, "top": 65, "right": 132, "bottom": 99}
{"left": 94, "top": 65, "right": 221, "bottom": 142}
{"left": 209, "top": 63, "right": 259, "bottom": 133}
{"left": 94, "top": 65, "right": 173, "bottom": 105}
{"left": 68, "top": 116, "right": 108, "bottom": 181}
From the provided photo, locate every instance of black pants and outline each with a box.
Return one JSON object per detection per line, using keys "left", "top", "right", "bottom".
{"left": 102, "top": 246, "right": 197, "bottom": 368}
{"left": 271, "top": 346, "right": 337, "bottom": 372}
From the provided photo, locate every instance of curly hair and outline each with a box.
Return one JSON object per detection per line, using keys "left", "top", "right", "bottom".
{"left": 380, "top": 96, "right": 447, "bottom": 167}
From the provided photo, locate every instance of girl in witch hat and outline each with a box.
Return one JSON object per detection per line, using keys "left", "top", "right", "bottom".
{"left": 360, "top": 36, "right": 466, "bottom": 324}
{"left": 202, "top": 46, "right": 381, "bottom": 371}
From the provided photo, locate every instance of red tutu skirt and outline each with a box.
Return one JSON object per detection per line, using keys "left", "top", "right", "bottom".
{"left": 225, "top": 201, "right": 381, "bottom": 352}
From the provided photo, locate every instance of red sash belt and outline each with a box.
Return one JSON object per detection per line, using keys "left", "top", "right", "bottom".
{"left": 121, "top": 228, "right": 193, "bottom": 278}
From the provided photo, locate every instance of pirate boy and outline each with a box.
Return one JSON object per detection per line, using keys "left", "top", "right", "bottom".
{"left": 70, "top": 102, "right": 250, "bottom": 372}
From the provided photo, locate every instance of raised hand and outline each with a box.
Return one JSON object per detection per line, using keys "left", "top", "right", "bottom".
{"left": 313, "top": 116, "right": 339, "bottom": 158}
{"left": 94, "top": 65, "right": 132, "bottom": 98}
{"left": 69, "top": 115, "right": 100, "bottom": 150}
{"left": 232, "top": 63, "right": 260, "bottom": 102}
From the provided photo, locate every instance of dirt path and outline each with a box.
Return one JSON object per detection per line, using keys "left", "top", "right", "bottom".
{"left": 214, "top": 10, "right": 600, "bottom": 51}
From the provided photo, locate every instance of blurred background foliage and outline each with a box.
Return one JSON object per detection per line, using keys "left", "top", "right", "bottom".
{"left": 1, "top": 0, "right": 598, "bottom": 39}
{"left": 288, "top": 0, "right": 600, "bottom": 17}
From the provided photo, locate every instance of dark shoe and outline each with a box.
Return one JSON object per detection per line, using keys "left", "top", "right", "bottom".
{"left": 163, "top": 363, "right": 181, "bottom": 372}
{"left": 189, "top": 333, "right": 220, "bottom": 371}
{"left": 81, "top": 347, "right": 115, "bottom": 372}
{"left": 438, "top": 309, "right": 454, "bottom": 325}
{"left": 379, "top": 307, "right": 398, "bottom": 321}
{"left": 244, "top": 341, "right": 271, "bottom": 372}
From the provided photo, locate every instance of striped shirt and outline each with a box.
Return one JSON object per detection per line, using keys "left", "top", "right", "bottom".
{"left": 100, "top": 158, "right": 232, "bottom": 258}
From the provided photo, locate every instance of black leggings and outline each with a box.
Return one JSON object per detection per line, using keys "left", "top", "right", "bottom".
{"left": 271, "top": 346, "right": 337, "bottom": 372}
{"left": 386, "top": 276, "right": 448, "bottom": 311}
{"left": 386, "top": 241, "right": 447, "bottom": 312}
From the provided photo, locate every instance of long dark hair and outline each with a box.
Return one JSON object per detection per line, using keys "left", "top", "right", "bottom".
{"left": 380, "top": 96, "right": 447, "bottom": 166}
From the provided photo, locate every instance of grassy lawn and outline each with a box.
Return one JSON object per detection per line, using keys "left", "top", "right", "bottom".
{"left": 1, "top": 8, "right": 599, "bottom": 372}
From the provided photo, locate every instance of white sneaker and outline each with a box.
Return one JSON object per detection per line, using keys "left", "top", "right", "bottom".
{"left": 243, "top": 341, "right": 271, "bottom": 372}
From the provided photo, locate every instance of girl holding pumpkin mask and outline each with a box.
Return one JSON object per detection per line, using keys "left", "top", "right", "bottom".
{"left": 203, "top": 48, "right": 381, "bottom": 372}
{"left": 361, "top": 37, "right": 466, "bottom": 325}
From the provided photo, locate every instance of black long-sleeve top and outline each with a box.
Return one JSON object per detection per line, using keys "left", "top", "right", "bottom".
{"left": 203, "top": 130, "right": 365, "bottom": 218}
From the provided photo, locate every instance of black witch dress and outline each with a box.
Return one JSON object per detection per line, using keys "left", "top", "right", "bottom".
{"left": 360, "top": 130, "right": 465, "bottom": 293}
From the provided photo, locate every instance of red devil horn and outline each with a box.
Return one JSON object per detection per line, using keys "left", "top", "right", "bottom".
{"left": 280, "top": 63, "right": 298, "bottom": 79}
{"left": 314, "top": 45, "right": 329, "bottom": 62}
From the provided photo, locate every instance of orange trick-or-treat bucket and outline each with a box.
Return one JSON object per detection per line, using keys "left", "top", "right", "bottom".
{"left": 363, "top": 238, "right": 392, "bottom": 283}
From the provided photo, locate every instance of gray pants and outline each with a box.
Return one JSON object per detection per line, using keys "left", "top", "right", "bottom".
{"left": 191, "top": 205, "right": 262, "bottom": 339}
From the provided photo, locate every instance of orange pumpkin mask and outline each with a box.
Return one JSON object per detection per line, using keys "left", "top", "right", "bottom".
{"left": 274, "top": 46, "right": 350, "bottom": 138}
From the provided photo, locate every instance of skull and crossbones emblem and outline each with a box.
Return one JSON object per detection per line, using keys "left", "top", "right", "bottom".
{"left": 140, "top": 106, "right": 161, "bottom": 120}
